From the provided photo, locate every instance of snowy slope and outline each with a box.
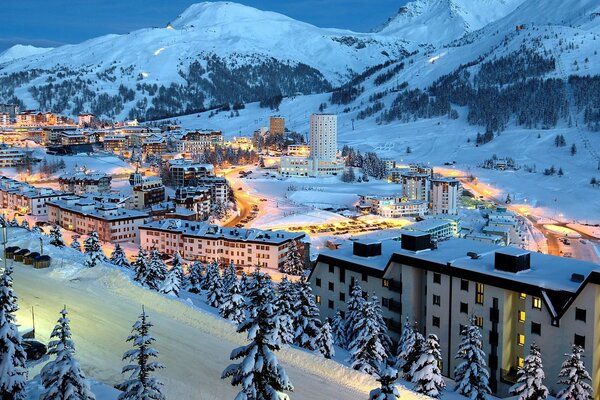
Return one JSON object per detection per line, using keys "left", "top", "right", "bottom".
{"left": 0, "top": 45, "right": 53, "bottom": 65}
{"left": 376, "top": 0, "right": 526, "bottom": 45}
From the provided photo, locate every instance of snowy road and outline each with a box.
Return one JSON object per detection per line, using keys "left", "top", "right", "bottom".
{"left": 10, "top": 240, "right": 376, "bottom": 399}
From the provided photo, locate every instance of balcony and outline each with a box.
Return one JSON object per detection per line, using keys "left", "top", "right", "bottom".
{"left": 388, "top": 279, "right": 402, "bottom": 293}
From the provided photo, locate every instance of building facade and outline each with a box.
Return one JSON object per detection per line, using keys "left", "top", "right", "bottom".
{"left": 401, "top": 173, "right": 430, "bottom": 202}
{"left": 131, "top": 177, "right": 166, "bottom": 210}
{"left": 58, "top": 172, "right": 112, "bottom": 194}
{"left": 140, "top": 219, "right": 306, "bottom": 270}
{"left": 309, "top": 233, "right": 600, "bottom": 398}
{"left": 430, "top": 177, "right": 460, "bottom": 215}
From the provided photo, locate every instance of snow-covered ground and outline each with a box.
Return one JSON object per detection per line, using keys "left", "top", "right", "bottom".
{"left": 9, "top": 227, "right": 447, "bottom": 399}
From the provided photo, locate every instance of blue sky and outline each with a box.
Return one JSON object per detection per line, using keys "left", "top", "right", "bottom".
{"left": 0, "top": 0, "right": 407, "bottom": 51}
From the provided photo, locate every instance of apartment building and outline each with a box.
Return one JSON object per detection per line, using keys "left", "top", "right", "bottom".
{"left": 141, "top": 135, "right": 167, "bottom": 155}
{"left": 47, "top": 196, "right": 148, "bottom": 243}
{"left": 168, "top": 159, "right": 214, "bottom": 187}
{"left": 358, "top": 194, "right": 427, "bottom": 218}
{"left": 58, "top": 171, "right": 112, "bottom": 194}
{"left": 309, "top": 232, "right": 600, "bottom": 398}
{"left": 270, "top": 116, "right": 285, "bottom": 135}
{"left": 169, "top": 186, "right": 211, "bottom": 220}
{"left": 401, "top": 173, "right": 430, "bottom": 202}
{"left": 176, "top": 130, "right": 224, "bottom": 154}
{"left": 0, "top": 144, "right": 28, "bottom": 167}
{"left": 195, "top": 176, "right": 230, "bottom": 204}
{"left": 103, "top": 134, "right": 129, "bottom": 152}
{"left": 140, "top": 219, "right": 306, "bottom": 270}
{"left": 430, "top": 177, "right": 460, "bottom": 215}
{"left": 0, "top": 176, "right": 72, "bottom": 216}
{"left": 130, "top": 176, "right": 166, "bottom": 210}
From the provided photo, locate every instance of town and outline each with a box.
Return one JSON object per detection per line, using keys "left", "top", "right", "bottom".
{"left": 1, "top": 1, "right": 600, "bottom": 399}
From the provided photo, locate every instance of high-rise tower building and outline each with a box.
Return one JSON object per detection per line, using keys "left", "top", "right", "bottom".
{"left": 309, "top": 114, "right": 337, "bottom": 162}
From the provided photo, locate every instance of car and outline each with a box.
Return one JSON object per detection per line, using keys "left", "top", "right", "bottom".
{"left": 235, "top": 223, "right": 244, "bottom": 228}
{"left": 22, "top": 339, "right": 47, "bottom": 361}
{"left": 237, "top": 187, "right": 243, "bottom": 191}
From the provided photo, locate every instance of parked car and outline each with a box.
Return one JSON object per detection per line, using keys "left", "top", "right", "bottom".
{"left": 22, "top": 339, "right": 47, "bottom": 361}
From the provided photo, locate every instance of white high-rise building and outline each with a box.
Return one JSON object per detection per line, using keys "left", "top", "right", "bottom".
{"left": 309, "top": 114, "right": 337, "bottom": 162}
{"left": 430, "top": 177, "right": 460, "bottom": 215}
{"left": 401, "top": 173, "right": 430, "bottom": 202}
{"left": 280, "top": 113, "right": 344, "bottom": 177}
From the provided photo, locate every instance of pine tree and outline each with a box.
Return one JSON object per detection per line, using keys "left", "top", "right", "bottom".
{"left": 70, "top": 237, "right": 82, "bottom": 253}
{"left": 370, "top": 294, "right": 392, "bottom": 354}
{"left": 219, "top": 279, "right": 245, "bottom": 324}
{"left": 160, "top": 261, "right": 184, "bottom": 297}
{"left": 317, "top": 320, "right": 335, "bottom": 359}
{"left": 40, "top": 307, "right": 95, "bottom": 400}
{"left": 454, "top": 316, "right": 491, "bottom": 400}
{"left": 31, "top": 225, "right": 43, "bottom": 237}
{"left": 510, "top": 343, "right": 548, "bottom": 400}
{"left": 571, "top": 143, "right": 577, "bottom": 156}
{"left": 110, "top": 244, "right": 131, "bottom": 269}
{"left": 117, "top": 307, "right": 165, "bottom": 400}
{"left": 20, "top": 219, "right": 29, "bottom": 231}
{"left": 0, "top": 265, "right": 27, "bottom": 400}
{"left": 205, "top": 261, "right": 224, "bottom": 308}
{"left": 369, "top": 363, "right": 400, "bottom": 400}
{"left": 274, "top": 276, "right": 297, "bottom": 345}
{"left": 347, "top": 299, "right": 387, "bottom": 375}
{"left": 133, "top": 248, "right": 150, "bottom": 286}
{"left": 280, "top": 240, "right": 304, "bottom": 276}
{"left": 402, "top": 324, "right": 425, "bottom": 382}
{"left": 239, "top": 271, "right": 250, "bottom": 295}
{"left": 330, "top": 309, "right": 347, "bottom": 349}
{"left": 395, "top": 317, "right": 414, "bottom": 374}
{"left": 293, "top": 279, "right": 321, "bottom": 351}
{"left": 186, "top": 261, "right": 205, "bottom": 293}
{"left": 557, "top": 345, "right": 593, "bottom": 400}
{"left": 49, "top": 225, "right": 65, "bottom": 247}
{"left": 9, "top": 216, "right": 18, "bottom": 227}
{"left": 146, "top": 249, "right": 167, "bottom": 291}
{"left": 345, "top": 281, "right": 365, "bottom": 346}
{"left": 84, "top": 231, "right": 105, "bottom": 268}
{"left": 222, "top": 261, "right": 237, "bottom": 292}
{"left": 222, "top": 270, "right": 293, "bottom": 399}
{"left": 411, "top": 334, "right": 445, "bottom": 398}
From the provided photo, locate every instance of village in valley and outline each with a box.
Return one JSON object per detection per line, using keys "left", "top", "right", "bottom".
{"left": 2, "top": 0, "right": 600, "bottom": 399}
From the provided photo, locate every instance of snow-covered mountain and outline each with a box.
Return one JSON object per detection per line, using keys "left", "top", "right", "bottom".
{"left": 0, "top": 44, "right": 53, "bottom": 64}
{"left": 375, "top": 0, "right": 526, "bottom": 45}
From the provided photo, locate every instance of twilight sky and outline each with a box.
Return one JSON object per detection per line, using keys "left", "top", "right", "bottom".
{"left": 0, "top": 0, "right": 408, "bottom": 51}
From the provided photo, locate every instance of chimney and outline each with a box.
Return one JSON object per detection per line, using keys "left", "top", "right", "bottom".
{"left": 353, "top": 241, "right": 382, "bottom": 257}
{"left": 494, "top": 248, "right": 531, "bottom": 273}
{"left": 401, "top": 232, "right": 432, "bottom": 252}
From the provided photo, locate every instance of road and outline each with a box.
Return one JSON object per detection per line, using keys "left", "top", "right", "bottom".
{"left": 221, "top": 166, "right": 258, "bottom": 228}
{"left": 11, "top": 252, "right": 377, "bottom": 399}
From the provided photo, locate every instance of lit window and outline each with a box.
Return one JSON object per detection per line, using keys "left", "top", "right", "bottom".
{"left": 382, "top": 279, "right": 390, "bottom": 288}
{"left": 475, "top": 316, "right": 484, "bottom": 328}
{"left": 476, "top": 283, "right": 484, "bottom": 305}
{"left": 519, "top": 310, "right": 526, "bottom": 323}
{"left": 518, "top": 357, "right": 524, "bottom": 368}
{"left": 517, "top": 334, "right": 525, "bottom": 346}
{"left": 532, "top": 297, "right": 542, "bottom": 310}
{"left": 520, "top": 293, "right": 527, "bottom": 299}
{"left": 315, "top": 295, "right": 321, "bottom": 305}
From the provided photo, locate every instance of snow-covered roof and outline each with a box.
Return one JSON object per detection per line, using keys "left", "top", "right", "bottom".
{"left": 47, "top": 198, "right": 148, "bottom": 221}
{"left": 141, "top": 219, "right": 305, "bottom": 244}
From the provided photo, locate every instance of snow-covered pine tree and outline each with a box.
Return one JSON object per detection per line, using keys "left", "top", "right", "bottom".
{"left": 49, "top": 225, "right": 65, "bottom": 247}
{"left": 31, "top": 225, "right": 42, "bottom": 237}
{"left": 370, "top": 294, "right": 393, "bottom": 354}
{"left": 110, "top": 243, "right": 131, "bottom": 269}
{"left": 133, "top": 248, "right": 150, "bottom": 286}
{"left": 454, "top": 316, "right": 491, "bottom": 400}
{"left": 280, "top": 240, "right": 304, "bottom": 276}
{"left": 330, "top": 309, "right": 347, "bottom": 349}
{"left": 186, "top": 261, "right": 205, "bottom": 293}
{"left": 70, "top": 237, "right": 82, "bottom": 252}
{"left": 345, "top": 281, "right": 366, "bottom": 345}
{"left": 369, "top": 362, "right": 400, "bottom": 400}
{"left": 0, "top": 265, "right": 27, "bottom": 400}
{"left": 20, "top": 219, "right": 29, "bottom": 231}
{"left": 293, "top": 278, "right": 321, "bottom": 351}
{"left": 84, "top": 231, "right": 106, "bottom": 268}
{"left": 411, "top": 334, "right": 445, "bottom": 398}
{"left": 222, "top": 261, "right": 237, "bottom": 292}
{"left": 317, "top": 320, "right": 335, "bottom": 359}
{"left": 222, "top": 270, "right": 293, "bottom": 399}
{"left": 219, "top": 279, "right": 245, "bottom": 324}
{"left": 160, "top": 260, "right": 184, "bottom": 297}
{"left": 557, "top": 344, "right": 593, "bottom": 400}
{"left": 347, "top": 299, "right": 387, "bottom": 375}
{"left": 274, "top": 276, "right": 297, "bottom": 345}
{"left": 40, "top": 307, "right": 95, "bottom": 400}
{"left": 205, "top": 261, "right": 224, "bottom": 308}
{"left": 239, "top": 271, "right": 250, "bottom": 294}
{"left": 403, "top": 329, "right": 425, "bottom": 382}
{"left": 9, "top": 216, "right": 19, "bottom": 227}
{"left": 146, "top": 248, "right": 167, "bottom": 291}
{"left": 395, "top": 316, "right": 415, "bottom": 374}
{"left": 510, "top": 343, "right": 549, "bottom": 400}
{"left": 117, "top": 307, "right": 165, "bottom": 400}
